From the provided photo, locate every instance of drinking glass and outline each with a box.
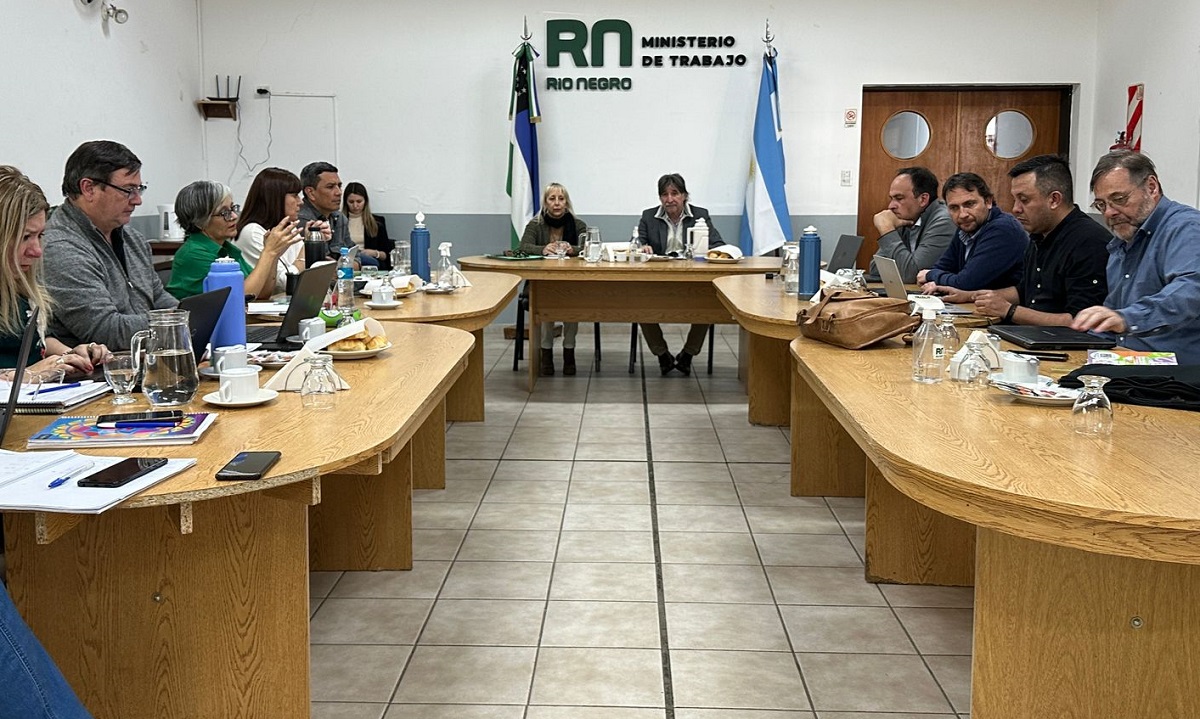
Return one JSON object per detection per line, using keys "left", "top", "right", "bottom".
{"left": 553, "top": 242, "right": 568, "bottom": 261}
{"left": 1072, "top": 375, "right": 1113, "bottom": 436}
{"left": 954, "top": 341, "right": 991, "bottom": 390}
{"left": 300, "top": 355, "right": 338, "bottom": 410}
{"left": 103, "top": 352, "right": 139, "bottom": 405}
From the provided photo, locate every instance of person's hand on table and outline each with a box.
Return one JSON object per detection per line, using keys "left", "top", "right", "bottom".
{"left": 972, "top": 290, "right": 1010, "bottom": 318}
{"left": 1072, "top": 305, "right": 1126, "bottom": 334}
{"left": 916, "top": 269, "right": 931, "bottom": 285}
{"left": 937, "top": 287, "right": 977, "bottom": 304}
{"left": 873, "top": 209, "right": 912, "bottom": 235}
{"left": 542, "top": 241, "right": 575, "bottom": 257}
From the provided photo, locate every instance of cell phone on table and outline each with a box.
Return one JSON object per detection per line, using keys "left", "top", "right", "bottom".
{"left": 77, "top": 457, "right": 169, "bottom": 488}
{"left": 96, "top": 410, "right": 184, "bottom": 428}
{"left": 215, "top": 451, "right": 282, "bottom": 481}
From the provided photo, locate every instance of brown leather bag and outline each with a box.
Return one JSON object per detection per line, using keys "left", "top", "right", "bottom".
{"left": 797, "top": 289, "right": 920, "bottom": 350}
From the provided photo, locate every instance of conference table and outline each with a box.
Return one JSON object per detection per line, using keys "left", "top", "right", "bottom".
{"left": 1, "top": 321, "right": 473, "bottom": 719}
{"left": 459, "top": 255, "right": 781, "bottom": 390}
{"left": 361, "top": 270, "right": 519, "bottom": 424}
{"left": 712, "top": 274, "right": 807, "bottom": 425}
{"left": 788, "top": 336, "right": 1200, "bottom": 718}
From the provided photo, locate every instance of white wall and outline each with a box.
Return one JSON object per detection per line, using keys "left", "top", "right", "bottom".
{"left": 0, "top": 1, "right": 204, "bottom": 212}
{"left": 1094, "top": 0, "right": 1200, "bottom": 205}
{"left": 197, "top": 0, "right": 1107, "bottom": 219}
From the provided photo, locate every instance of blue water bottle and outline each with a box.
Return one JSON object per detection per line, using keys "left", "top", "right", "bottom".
{"left": 411, "top": 211, "right": 431, "bottom": 282}
{"left": 204, "top": 258, "right": 246, "bottom": 349}
{"left": 798, "top": 225, "right": 821, "bottom": 296}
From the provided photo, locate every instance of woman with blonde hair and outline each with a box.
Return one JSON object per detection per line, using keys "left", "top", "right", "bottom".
{"left": 0, "top": 166, "right": 108, "bottom": 381}
{"left": 519, "top": 182, "right": 588, "bottom": 375}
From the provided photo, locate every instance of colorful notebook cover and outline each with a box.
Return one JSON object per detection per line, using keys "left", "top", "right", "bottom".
{"left": 27, "top": 413, "right": 217, "bottom": 449}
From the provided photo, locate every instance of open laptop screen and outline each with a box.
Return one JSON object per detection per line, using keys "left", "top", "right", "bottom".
{"left": 0, "top": 306, "right": 41, "bottom": 445}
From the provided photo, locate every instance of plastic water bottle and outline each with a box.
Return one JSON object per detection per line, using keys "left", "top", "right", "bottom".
{"left": 436, "top": 241, "right": 454, "bottom": 288}
{"left": 782, "top": 246, "right": 800, "bottom": 296}
{"left": 912, "top": 308, "right": 943, "bottom": 384}
{"left": 936, "top": 315, "right": 961, "bottom": 374}
{"left": 411, "top": 211, "right": 431, "bottom": 282}
{"left": 629, "top": 226, "right": 647, "bottom": 263}
{"left": 335, "top": 247, "right": 355, "bottom": 313}
{"left": 391, "top": 234, "right": 411, "bottom": 275}
{"left": 204, "top": 258, "right": 246, "bottom": 349}
{"left": 799, "top": 225, "right": 821, "bottom": 295}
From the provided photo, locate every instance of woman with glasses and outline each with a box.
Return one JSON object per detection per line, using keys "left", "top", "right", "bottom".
{"left": 166, "top": 180, "right": 302, "bottom": 300}
{"left": 234, "top": 168, "right": 308, "bottom": 294}
{"left": 0, "top": 166, "right": 109, "bottom": 382}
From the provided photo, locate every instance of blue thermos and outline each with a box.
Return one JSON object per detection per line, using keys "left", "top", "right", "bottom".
{"left": 799, "top": 225, "right": 821, "bottom": 296}
{"left": 411, "top": 212, "right": 431, "bottom": 282}
{"left": 204, "top": 258, "right": 246, "bottom": 349}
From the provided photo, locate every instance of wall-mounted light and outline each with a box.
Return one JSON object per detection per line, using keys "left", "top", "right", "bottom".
{"left": 103, "top": 2, "right": 130, "bottom": 24}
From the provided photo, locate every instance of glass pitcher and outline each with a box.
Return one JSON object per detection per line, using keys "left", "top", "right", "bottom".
{"left": 131, "top": 309, "right": 199, "bottom": 406}
{"left": 581, "top": 226, "right": 603, "bottom": 263}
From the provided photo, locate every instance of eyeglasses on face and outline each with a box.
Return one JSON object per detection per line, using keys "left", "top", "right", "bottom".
{"left": 212, "top": 204, "right": 241, "bottom": 221}
{"left": 1090, "top": 179, "right": 1148, "bottom": 213}
{"left": 94, "top": 179, "right": 148, "bottom": 198}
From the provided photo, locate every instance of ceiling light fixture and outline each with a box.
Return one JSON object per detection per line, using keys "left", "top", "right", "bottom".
{"left": 102, "top": 2, "right": 129, "bottom": 24}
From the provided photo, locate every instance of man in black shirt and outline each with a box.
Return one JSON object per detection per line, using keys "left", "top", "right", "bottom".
{"left": 961, "top": 155, "right": 1110, "bottom": 325}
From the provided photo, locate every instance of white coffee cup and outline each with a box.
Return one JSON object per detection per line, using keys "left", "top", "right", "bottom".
{"left": 372, "top": 285, "right": 396, "bottom": 304}
{"left": 213, "top": 345, "right": 248, "bottom": 373}
{"left": 218, "top": 366, "right": 262, "bottom": 403}
{"left": 1001, "top": 351, "right": 1040, "bottom": 383}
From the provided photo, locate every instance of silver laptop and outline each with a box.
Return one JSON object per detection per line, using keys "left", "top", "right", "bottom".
{"left": 873, "top": 255, "right": 973, "bottom": 315}
{"left": 827, "top": 234, "right": 864, "bottom": 272}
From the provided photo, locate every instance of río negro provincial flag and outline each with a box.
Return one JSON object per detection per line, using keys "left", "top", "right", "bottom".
{"left": 508, "top": 39, "right": 541, "bottom": 249}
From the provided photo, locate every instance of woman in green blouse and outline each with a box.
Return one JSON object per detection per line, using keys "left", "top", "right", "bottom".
{"left": 166, "top": 180, "right": 301, "bottom": 300}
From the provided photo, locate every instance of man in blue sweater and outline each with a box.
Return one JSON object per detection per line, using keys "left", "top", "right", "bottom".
{"left": 917, "top": 172, "right": 1028, "bottom": 295}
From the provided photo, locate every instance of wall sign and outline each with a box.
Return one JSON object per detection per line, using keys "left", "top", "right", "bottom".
{"left": 544, "top": 19, "right": 748, "bottom": 92}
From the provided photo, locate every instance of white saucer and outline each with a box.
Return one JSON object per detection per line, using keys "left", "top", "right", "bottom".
{"left": 202, "top": 388, "right": 279, "bottom": 408}
{"left": 365, "top": 300, "right": 402, "bottom": 309}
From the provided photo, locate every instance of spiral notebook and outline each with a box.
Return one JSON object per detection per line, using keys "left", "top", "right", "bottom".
{"left": 0, "top": 380, "right": 112, "bottom": 415}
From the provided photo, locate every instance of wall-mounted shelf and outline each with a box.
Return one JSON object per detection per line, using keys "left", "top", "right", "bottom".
{"left": 196, "top": 99, "right": 238, "bottom": 120}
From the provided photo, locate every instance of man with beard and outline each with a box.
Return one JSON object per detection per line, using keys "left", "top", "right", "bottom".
{"left": 1072, "top": 151, "right": 1200, "bottom": 362}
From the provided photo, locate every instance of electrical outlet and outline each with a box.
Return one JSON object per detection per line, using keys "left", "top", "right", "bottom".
{"left": 255, "top": 85, "right": 271, "bottom": 97}
{"left": 840, "top": 170, "right": 853, "bottom": 187}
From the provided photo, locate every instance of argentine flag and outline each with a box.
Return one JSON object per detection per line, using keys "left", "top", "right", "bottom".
{"left": 739, "top": 51, "right": 792, "bottom": 256}
{"left": 508, "top": 41, "right": 541, "bottom": 249}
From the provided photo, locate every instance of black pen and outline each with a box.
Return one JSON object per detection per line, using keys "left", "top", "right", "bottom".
{"left": 1014, "top": 350, "right": 1069, "bottom": 362}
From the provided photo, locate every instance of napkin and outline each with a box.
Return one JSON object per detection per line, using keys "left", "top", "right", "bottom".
{"left": 448, "top": 266, "right": 472, "bottom": 287}
{"left": 262, "top": 318, "right": 386, "bottom": 392}
{"left": 707, "top": 244, "right": 744, "bottom": 259}
{"left": 362, "top": 275, "right": 424, "bottom": 294}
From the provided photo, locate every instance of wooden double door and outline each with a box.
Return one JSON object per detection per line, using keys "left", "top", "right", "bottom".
{"left": 855, "top": 86, "right": 1071, "bottom": 268}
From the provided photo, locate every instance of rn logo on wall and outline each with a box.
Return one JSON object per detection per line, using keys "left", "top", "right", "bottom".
{"left": 544, "top": 19, "right": 747, "bottom": 92}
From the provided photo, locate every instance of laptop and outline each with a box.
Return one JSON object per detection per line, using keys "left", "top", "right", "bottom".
{"left": 988, "top": 324, "right": 1118, "bottom": 350}
{"left": 178, "top": 286, "right": 232, "bottom": 361}
{"left": 873, "top": 255, "right": 974, "bottom": 315}
{"left": 245, "top": 262, "right": 338, "bottom": 350}
{"left": 827, "top": 234, "right": 864, "bottom": 272}
{"left": 0, "top": 306, "right": 41, "bottom": 444}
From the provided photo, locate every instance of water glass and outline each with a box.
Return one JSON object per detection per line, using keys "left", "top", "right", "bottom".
{"left": 1072, "top": 375, "right": 1113, "bottom": 436}
{"left": 300, "top": 355, "right": 338, "bottom": 410}
{"left": 953, "top": 341, "right": 991, "bottom": 390}
{"left": 103, "top": 352, "right": 139, "bottom": 405}
{"left": 553, "top": 242, "right": 568, "bottom": 260}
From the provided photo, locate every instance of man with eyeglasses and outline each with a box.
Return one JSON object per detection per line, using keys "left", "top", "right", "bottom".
{"left": 1072, "top": 150, "right": 1200, "bottom": 362}
{"left": 41, "top": 140, "right": 177, "bottom": 350}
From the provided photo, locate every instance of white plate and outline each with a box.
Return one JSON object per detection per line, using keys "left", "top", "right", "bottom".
{"left": 319, "top": 342, "right": 393, "bottom": 359}
{"left": 990, "top": 373, "right": 1079, "bottom": 406}
{"left": 705, "top": 256, "right": 742, "bottom": 264}
{"left": 202, "top": 388, "right": 279, "bottom": 408}
{"left": 365, "top": 300, "right": 402, "bottom": 309}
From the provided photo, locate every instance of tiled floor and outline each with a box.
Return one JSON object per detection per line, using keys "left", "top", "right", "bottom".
{"left": 310, "top": 324, "right": 974, "bottom": 718}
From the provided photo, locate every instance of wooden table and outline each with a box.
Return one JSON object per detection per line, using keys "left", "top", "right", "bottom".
{"left": 788, "top": 337, "right": 1200, "bottom": 718}
{"left": 1, "top": 322, "right": 472, "bottom": 719}
{"left": 360, "top": 271, "right": 519, "bottom": 424}
{"left": 460, "top": 255, "right": 781, "bottom": 390}
{"left": 713, "top": 274, "right": 807, "bottom": 425}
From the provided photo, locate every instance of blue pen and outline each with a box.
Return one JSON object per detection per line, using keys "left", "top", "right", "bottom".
{"left": 48, "top": 461, "right": 97, "bottom": 489}
{"left": 26, "top": 381, "right": 88, "bottom": 398}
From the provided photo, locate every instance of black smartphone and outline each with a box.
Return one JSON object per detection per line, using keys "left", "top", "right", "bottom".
{"left": 96, "top": 410, "right": 184, "bottom": 428}
{"left": 77, "top": 457, "right": 169, "bottom": 488}
{"left": 215, "top": 451, "right": 282, "bottom": 481}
